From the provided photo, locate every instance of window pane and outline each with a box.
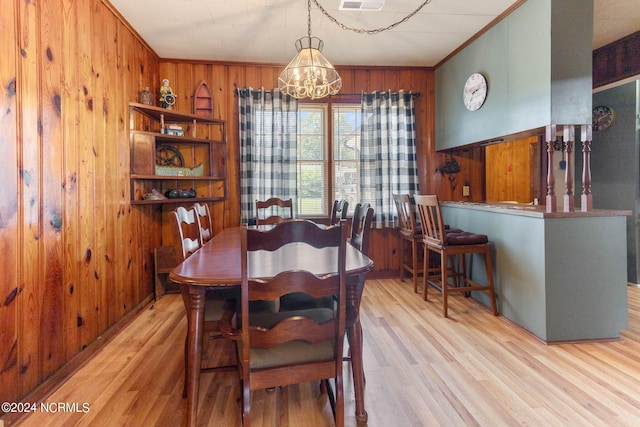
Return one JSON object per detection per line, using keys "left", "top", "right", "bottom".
{"left": 297, "top": 105, "right": 327, "bottom": 216}
{"left": 334, "top": 105, "right": 361, "bottom": 211}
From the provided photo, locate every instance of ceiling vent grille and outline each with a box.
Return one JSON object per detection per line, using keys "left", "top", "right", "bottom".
{"left": 339, "top": 0, "right": 385, "bottom": 11}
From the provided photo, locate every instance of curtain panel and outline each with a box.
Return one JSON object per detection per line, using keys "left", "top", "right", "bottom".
{"left": 237, "top": 87, "right": 298, "bottom": 224}
{"left": 360, "top": 90, "right": 419, "bottom": 228}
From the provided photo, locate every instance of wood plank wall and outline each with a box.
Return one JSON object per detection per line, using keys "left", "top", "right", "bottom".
{"left": 0, "top": 0, "right": 160, "bottom": 407}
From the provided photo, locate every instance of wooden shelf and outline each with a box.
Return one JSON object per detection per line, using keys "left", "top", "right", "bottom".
{"left": 129, "top": 103, "right": 227, "bottom": 205}
{"left": 131, "top": 197, "right": 225, "bottom": 206}
{"left": 131, "top": 174, "right": 225, "bottom": 181}
{"left": 129, "top": 102, "right": 223, "bottom": 124}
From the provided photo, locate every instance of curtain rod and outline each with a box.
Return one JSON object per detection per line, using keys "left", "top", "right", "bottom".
{"left": 233, "top": 84, "right": 420, "bottom": 98}
{"left": 330, "top": 92, "right": 421, "bottom": 98}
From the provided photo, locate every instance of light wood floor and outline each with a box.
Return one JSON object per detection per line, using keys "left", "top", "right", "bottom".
{"left": 16, "top": 279, "right": 640, "bottom": 427}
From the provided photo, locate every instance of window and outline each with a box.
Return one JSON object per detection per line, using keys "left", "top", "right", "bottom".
{"left": 296, "top": 103, "right": 361, "bottom": 217}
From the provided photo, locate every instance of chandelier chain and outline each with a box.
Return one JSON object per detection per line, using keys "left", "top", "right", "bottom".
{"left": 310, "top": 0, "right": 432, "bottom": 35}
{"left": 307, "top": 0, "right": 312, "bottom": 39}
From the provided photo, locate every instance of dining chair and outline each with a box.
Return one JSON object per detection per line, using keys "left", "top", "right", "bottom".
{"left": 192, "top": 202, "right": 213, "bottom": 244}
{"left": 413, "top": 195, "right": 497, "bottom": 317}
{"left": 221, "top": 220, "right": 348, "bottom": 427}
{"left": 255, "top": 197, "right": 293, "bottom": 225}
{"left": 393, "top": 194, "right": 424, "bottom": 293}
{"left": 330, "top": 199, "right": 349, "bottom": 225}
{"left": 350, "top": 202, "right": 373, "bottom": 255}
{"left": 169, "top": 206, "right": 239, "bottom": 396}
{"left": 344, "top": 202, "right": 373, "bottom": 420}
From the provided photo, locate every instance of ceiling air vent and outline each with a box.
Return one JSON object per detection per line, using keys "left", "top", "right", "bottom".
{"left": 339, "top": 0, "right": 385, "bottom": 11}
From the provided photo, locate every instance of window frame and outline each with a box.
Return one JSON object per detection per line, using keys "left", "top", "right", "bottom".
{"left": 297, "top": 97, "right": 361, "bottom": 220}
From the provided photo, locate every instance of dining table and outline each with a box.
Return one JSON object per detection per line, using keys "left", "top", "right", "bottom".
{"left": 169, "top": 225, "right": 374, "bottom": 427}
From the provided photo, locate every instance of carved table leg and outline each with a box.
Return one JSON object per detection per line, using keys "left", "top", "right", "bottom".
{"left": 346, "top": 274, "right": 368, "bottom": 424}
{"left": 184, "top": 285, "right": 206, "bottom": 427}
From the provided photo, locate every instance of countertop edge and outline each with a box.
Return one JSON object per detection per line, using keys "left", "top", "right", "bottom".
{"left": 441, "top": 202, "right": 632, "bottom": 218}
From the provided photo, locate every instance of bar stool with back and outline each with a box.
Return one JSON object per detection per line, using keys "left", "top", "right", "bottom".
{"left": 413, "top": 195, "right": 497, "bottom": 318}
{"left": 393, "top": 194, "right": 423, "bottom": 293}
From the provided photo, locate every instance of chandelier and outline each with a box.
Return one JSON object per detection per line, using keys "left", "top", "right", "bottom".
{"left": 278, "top": 0, "right": 433, "bottom": 100}
{"left": 278, "top": 0, "right": 342, "bottom": 100}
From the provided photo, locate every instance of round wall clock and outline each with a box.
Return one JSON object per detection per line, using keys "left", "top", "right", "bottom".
{"left": 592, "top": 105, "right": 614, "bottom": 131}
{"left": 463, "top": 73, "right": 488, "bottom": 111}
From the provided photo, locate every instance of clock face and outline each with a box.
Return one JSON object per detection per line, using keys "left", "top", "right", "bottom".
{"left": 592, "top": 105, "right": 614, "bottom": 131}
{"left": 463, "top": 73, "right": 488, "bottom": 111}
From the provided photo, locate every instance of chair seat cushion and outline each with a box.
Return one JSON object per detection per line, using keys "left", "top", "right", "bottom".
{"left": 250, "top": 339, "right": 334, "bottom": 370}
{"left": 446, "top": 231, "right": 488, "bottom": 246}
{"left": 248, "top": 307, "right": 336, "bottom": 369}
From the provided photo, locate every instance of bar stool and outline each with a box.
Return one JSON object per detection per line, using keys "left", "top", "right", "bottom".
{"left": 393, "top": 194, "right": 423, "bottom": 293}
{"left": 414, "top": 195, "right": 497, "bottom": 318}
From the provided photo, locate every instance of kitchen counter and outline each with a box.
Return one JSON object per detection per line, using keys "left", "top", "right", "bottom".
{"left": 440, "top": 202, "right": 631, "bottom": 342}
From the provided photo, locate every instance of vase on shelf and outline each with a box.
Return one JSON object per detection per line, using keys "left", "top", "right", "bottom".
{"left": 139, "top": 87, "right": 154, "bottom": 105}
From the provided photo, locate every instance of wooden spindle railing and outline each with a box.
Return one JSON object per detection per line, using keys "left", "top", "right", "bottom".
{"left": 563, "top": 125, "right": 574, "bottom": 212}
{"left": 581, "top": 124, "right": 593, "bottom": 211}
{"left": 545, "top": 125, "right": 557, "bottom": 213}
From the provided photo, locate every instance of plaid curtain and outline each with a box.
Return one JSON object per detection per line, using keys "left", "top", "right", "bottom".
{"left": 360, "top": 90, "right": 419, "bottom": 228}
{"left": 237, "top": 87, "right": 298, "bottom": 224}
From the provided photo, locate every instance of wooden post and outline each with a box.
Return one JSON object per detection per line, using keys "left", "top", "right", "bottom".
{"left": 563, "top": 125, "right": 574, "bottom": 212}
{"left": 580, "top": 124, "right": 593, "bottom": 211}
{"left": 545, "top": 125, "right": 556, "bottom": 213}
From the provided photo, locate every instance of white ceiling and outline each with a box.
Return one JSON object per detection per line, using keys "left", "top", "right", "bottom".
{"left": 108, "top": 0, "right": 640, "bottom": 67}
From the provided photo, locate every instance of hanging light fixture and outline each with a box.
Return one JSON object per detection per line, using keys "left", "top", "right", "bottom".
{"left": 278, "top": 0, "right": 342, "bottom": 100}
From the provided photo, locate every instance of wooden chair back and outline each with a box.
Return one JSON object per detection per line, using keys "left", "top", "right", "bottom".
{"left": 169, "top": 206, "right": 202, "bottom": 261}
{"left": 255, "top": 197, "right": 293, "bottom": 225}
{"left": 393, "top": 194, "right": 419, "bottom": 237}
{"left": 330, "top": 199, "right": 349, "bottom": 225}
{"left": 413, "top": 194, "right": 497, "bottom": 317}
{"left": 413, "top": 195, "right": 446, "bottom": 248}
{"left": 236, "top": 219, "right": 348, "bottom": 426}
{"left": 350, "top": 203, "right": 374, "bottom": 256}
{"left": 192, "top": 202, "right": 213, "bottom": 244}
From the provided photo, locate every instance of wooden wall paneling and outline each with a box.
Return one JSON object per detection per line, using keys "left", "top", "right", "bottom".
{"left": 211, "top": 64, "right": 230, "bottom": 232}
{"left": 18, "top": 0, "right": 43, "bottom": 396}
{"left": 102, "top": 6, "right": 118, "bottom": 331}
{"left": 0, "top": 0, "right": 20, "bottom": 404}
{"left": 593, "top": 31, "right": 640, "bottom": 89}
{"left": 226, "top": 64, "right": 245, "bottom": 229}
{"left": 335, "top": 68, "right": 354, "bottom": 94}
{"left": 90, "top": 0, "right": 109, "bottom": 340}
{"left": 76, "top": 0, "right": 99, "bottom": 352}
{"left": 60, "top": 0, "right": 81, "bottom": 364}
{"left": 40, "top": 0, "right": 65, "bottom": 382}
{"left": 485, "top": 138, "right": 533, "bottom": 203}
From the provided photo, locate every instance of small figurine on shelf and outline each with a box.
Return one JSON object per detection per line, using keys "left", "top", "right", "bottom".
{"left": 159, "top": 79, "right": 176, "bottom": 109}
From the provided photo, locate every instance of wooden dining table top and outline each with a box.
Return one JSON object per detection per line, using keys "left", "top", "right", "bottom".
{"left": 170, "top": 225, "right": 374, "bottom": 286}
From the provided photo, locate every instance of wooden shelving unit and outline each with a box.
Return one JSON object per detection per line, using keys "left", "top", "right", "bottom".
{"left": 128, "top": 102, "right": 227, "bottom": 205}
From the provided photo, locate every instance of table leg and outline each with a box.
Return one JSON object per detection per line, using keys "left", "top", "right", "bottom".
{"left": 346, "top": 274, "right": 368, "bottom": 424}
{"left": 185, "top": 285, "right": 206, "bottom": 427}
{"left": 348, "top": 319, "right": 368, "bottom": 424}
